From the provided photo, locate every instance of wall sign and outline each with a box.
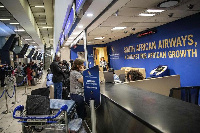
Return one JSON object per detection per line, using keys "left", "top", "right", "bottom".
{"left": 124, "top": 34, "right": 198, "bottom": 60}
{"left": 76, "top": 0, "right": 86, "bottom": 14}
{"left": 64, "top": 7, "right": 75, "bottom": 39}
{"left": 83, "top": 66, "right": 100, "bottom": 107}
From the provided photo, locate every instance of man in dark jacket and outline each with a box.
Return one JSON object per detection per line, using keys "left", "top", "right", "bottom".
{"left": 50, "top": 55, "right": 63, "bottom": 99}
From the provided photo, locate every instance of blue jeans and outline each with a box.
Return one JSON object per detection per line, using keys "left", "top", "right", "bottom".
{"left": 70, "top": 94, "right": 86, "bottom": 119}
{"left": 54, "top": 82, "right": 62, "bottom": 99}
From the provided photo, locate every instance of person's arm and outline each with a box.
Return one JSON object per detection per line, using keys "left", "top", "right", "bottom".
{"left": 78, "top": 76, "right": 83, "bottom": 83}
{"left": 75, "top": 71, "right": 84, "bottom": 83}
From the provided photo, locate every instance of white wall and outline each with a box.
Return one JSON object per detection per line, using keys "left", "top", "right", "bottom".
{"left": 54, "top": 0, "right": 73, "bottom": 56}
{"left": 60, "top": 47, "right": 70, "bottom": 62}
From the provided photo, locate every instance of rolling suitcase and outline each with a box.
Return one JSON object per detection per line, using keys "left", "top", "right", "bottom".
{"left": 49, "top": 85, "right": 54, "bottom": 99}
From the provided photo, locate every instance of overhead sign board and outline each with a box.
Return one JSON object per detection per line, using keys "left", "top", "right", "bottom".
{"left": 76, "top": 0, "right": 86, "bottom": 14}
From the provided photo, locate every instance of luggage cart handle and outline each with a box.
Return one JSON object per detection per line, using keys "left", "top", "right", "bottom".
{"left": 13, "top": 105, "right": 68, "bottom": 119}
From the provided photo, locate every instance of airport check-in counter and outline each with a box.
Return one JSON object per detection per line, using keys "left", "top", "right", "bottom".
{"left": 96, "top": 83, "right": 200, "bottom": 133}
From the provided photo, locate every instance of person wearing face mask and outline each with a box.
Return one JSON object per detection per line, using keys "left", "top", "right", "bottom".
{"left": 70, "top": 58, "right": 86, "bottom": 119}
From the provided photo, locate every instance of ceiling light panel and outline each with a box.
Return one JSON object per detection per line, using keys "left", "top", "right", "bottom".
{"left": 111, "top": 27, "right": 127, "bottom": 30}
{"left": 10, "top": 23, "right": 19, "bottom": 24}
{"left": 147, "top": 9, "right": 165, "bottom": 13}
{"left": 139, "top": 13, "right": 155, "bottom": 16}
{"left": 0, "top": 19, "right": 10, "bottom": 20}
{"left": 94, "top": 37, "right": 105, "bottom": 40}
{"left": 87, "top": 13, "right": 93, "bottom": 17}
{"left": 14, "top": 29, "right": 25, "bottom": 31}
{"left": 35, "top": 6, "right": 44, "bottom": 8}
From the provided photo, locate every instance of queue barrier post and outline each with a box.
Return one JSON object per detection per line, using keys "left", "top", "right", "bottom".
{"left": 2, "top": 86, "right": 11, "bottom": 114}
{"left": 12, "top": 85, "right": 18, "bottom": 104}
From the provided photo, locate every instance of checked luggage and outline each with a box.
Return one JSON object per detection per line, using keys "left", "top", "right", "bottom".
{"left": 31, "top": 87, "right": 49, "bottom": 97}
{"left": 26, "top": 95, "right": 50, "bottom": 115}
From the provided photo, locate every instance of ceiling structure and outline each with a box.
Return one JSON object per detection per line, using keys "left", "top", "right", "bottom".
{"left": 27, "top": 0, "right": 54, "bottom": 48}
{"left": 0, "top": 0, "right": 54, "bottom": 52}
{"left": 70, "top": 0, "right": 200, "bottom": 45}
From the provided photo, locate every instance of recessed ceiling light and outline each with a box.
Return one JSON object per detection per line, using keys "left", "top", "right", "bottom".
{"left": 0, "top": 6, "right": 4, "bottom": 8}
{"left": 14, "top": 29, "right": 25, "bottom": 32}
{"left": 158, "top": 0, "right": 179, "bottom": 8}
{"left": 111, "top": 27, "right": 127, "bottom": 30}
{"left": 10, "top": 23, "right": 19, "bottom": 25}
{"left": 147, "top": 9, "right": 165, "bottom": 13}
{"left": 94, "top": 37, "right": 105, "bottom": 40}
{"left": 31, "top": 42, "right": 36, "bottom": 43}
{"left": 25, "top": 39, "right": 32, "bottom": 40}
{"left": 87, "top": 13, "right": 93, "bottom": 17}
{"left": 34, "top": 46, "right": 37, "bottom": 48}
{"left": 139, "top": 13, "right": 155, "bottom": 16}
{"left": 78, "top": 25, "right": 83, "bottom": 28}
{"left": 35, "top": 6, "right": 44, "bottom": 8}
{"left": 42, "top": 26, "right": 53, "bottom": 29}
{"left": 0, "top": 19, "right": 10, "bottom": 21}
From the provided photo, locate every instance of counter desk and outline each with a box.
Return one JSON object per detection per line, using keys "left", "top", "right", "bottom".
{"left": 95, "top": 83, "right": 200, "bottom": 133}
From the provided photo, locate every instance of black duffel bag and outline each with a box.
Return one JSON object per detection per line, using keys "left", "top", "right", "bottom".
{"left": 31, "top": 88, "right": 49, "bottom": 97}
{"left": 26, "top": 95, "right": 50, "bottom": 115}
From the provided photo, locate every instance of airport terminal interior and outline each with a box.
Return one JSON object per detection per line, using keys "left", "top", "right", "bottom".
{"left": 0, "top": 0, "right": 200, "bottom": 133}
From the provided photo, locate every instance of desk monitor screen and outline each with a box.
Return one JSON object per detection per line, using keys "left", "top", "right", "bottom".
{"left": 103, "top": 72, "right": 114, "bottom": 83}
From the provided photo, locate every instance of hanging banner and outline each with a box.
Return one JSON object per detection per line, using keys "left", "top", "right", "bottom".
{"left": 83, "top": 66, "right": 100, "bottom": 107}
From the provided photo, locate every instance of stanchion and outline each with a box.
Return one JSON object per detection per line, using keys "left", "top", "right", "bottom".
{"left": 22, "top": 77, "right": 28, "bottom": 95}
{"left": 2, "top": 86, "right": 11, "bottom": 114}
{"left": 12, "top": 85, "right": 18, "bottom": 104}
{"left": 65, "top": 110, "right": 68, "bottom": 133}
{"left": 90, "top": 100, "right": 97, "bottom": 133}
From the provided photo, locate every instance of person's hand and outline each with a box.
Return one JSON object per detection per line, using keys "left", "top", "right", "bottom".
{"left": 79, "top": 65, "right": 85, "bottom": 72}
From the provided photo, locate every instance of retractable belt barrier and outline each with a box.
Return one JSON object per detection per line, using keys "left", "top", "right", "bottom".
{"left": 0, "top": 89, "right": 5, "bottom": 99}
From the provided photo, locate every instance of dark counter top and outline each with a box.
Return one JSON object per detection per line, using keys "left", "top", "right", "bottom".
{"left": 100, "top": 83, "right": 200, "bottom": 133}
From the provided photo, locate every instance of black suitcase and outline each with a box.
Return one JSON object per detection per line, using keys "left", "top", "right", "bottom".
{"left": 31, "top": 88, "right": 49, "bottom": 97}
{"left": 26, "top": 95, "right": 50, "bottom": 115}
{"left": 16, "top": 76, "right": 24, "bottom": 86}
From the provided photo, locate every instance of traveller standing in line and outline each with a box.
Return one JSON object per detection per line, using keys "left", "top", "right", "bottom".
{"left": 70, "top": 59, "right": 86, "bottom": 119}
{"left": 50, "top": 55, "right": 63, "bottom": 99}
{"left": 26, "top": 63, "right": 32, "bottom": 86}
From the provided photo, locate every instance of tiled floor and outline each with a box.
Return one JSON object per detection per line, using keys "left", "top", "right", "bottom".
{"left": 0, "top": 73, "right": 46, "bottom": 133}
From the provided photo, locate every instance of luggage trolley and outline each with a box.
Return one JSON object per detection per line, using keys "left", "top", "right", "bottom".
{"left": 13, "top": 99, "right": 76, "bottom": 133}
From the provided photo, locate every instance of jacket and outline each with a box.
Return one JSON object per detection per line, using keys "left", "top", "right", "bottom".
{"left": 50, "top": 61, "right": 63, "bottom": 83}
